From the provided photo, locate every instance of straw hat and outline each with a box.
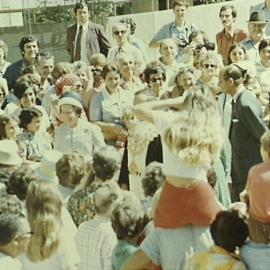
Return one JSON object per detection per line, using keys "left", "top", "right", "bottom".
{"left": 35, "top": 150, "right": 63, "bottom": 183}
{"left": 0, "top": 140, "right": 22, "bottom": 166}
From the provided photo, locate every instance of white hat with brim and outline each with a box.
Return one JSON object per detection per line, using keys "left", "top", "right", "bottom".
{"left": 35, "top": 150, "right": 63, "bottom": 184}
{"left": 59, "top": 97, "right": 83, "bottom": 109}
{"left": 0, "top": 140, "right": 22, "bottom": 166}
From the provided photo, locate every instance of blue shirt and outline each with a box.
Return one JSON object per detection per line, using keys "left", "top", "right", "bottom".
{"left": 3, "top": 58, "right": 30, "bottom": 90}
{"left": 152, "top": 21, "right": 197, "bottom": 63}
{"left": 112, "top": 240, "right": 138, "bottom": 270}
{"left": 240, "top": 241, "right": 270, "bottom": 270}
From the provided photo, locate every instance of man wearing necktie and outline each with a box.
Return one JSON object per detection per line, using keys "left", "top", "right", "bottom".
{"left": 219, "top": 64, "right": 267, "bottom": 201}
{"left": 67, "top": 1, "right": 111, "bottom": 64}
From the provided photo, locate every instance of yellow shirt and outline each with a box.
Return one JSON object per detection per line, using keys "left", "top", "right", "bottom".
{"left": 184, "top": 245, "right": 246, "bottom": 270}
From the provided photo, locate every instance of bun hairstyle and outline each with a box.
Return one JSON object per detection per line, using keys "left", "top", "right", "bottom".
{"left": 164, "top": 89, "right": 223, "bottom": 165}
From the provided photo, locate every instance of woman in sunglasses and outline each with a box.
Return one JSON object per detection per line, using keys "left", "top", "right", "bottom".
{"left": 107, "top": 22, "right": 144, "bottom": 71}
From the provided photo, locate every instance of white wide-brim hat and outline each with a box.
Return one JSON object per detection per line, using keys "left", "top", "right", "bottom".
{"left": 0, "top": 140, "right": 22, "bottom": 166}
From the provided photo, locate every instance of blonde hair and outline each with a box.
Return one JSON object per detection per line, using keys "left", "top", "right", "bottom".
{"left": 164, "top": 89, "right": 224, "bottom": 165}
{"left": 261, "top": 130, "right": 270, "bottom": 153}
{"left": 26, "top": 181, "right": 63, "bottom": 262}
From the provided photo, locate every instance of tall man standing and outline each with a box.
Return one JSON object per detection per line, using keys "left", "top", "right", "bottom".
{"left": 66, "top": 1, "right": 111, "bottom": 64}
{"left": 219, "top": 64, "right": 267, "bottom": 201}
{"left": 216, "top": 5, "right": 247, "bottom": 65}
{"left": 149, "top": 0, "right": 197, "bottom": 63}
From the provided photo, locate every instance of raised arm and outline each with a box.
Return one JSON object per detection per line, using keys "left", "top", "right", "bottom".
{"left": 132, "top": 96, "right": 184, "bottom": 124}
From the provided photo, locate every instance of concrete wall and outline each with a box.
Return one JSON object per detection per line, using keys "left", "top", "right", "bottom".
{"left": 106, "top": 0, "right": 263, "bottom": 60}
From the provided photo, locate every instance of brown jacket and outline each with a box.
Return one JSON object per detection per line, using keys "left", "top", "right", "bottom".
{"left": 66, "top": 21, "right": 111, "bottom": 62}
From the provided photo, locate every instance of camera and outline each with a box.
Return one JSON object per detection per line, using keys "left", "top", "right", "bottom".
{"left": 195, "top": 42, "right": 215, "bottom": 51}
{"left": 178, "top": 38, "right": 189, "bottom": 48}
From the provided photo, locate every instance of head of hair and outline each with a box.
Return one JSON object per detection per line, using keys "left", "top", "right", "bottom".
{"left": 102, "top": 63, "right": 120, "bottom": 79}
{"left": 35, "top": 51, "right": 54, "bottom": 66}
{"left": 175, "top": 66, "right": 196, "bottom": 86}
{"left": 51, "top": 62, "right": 72, "bottom": 83}
{"left": 143, "top": 61, "right": 166, "bottom": 85}
{"left": 259, "top": 38, "right": 270, "bottom": 53}
{"left": 8, "top": 165, "right": 36, "bottom": 201}
{"left": 19, "top": 107, "right": 42, "bottom": 130}
{"left": 188, "top": 30, "right": 209, "bottom": 44}
{"left": 92, "top": 146, "right": 122, "bottom": 181}
{"left": 172, "top": 0, "right": 189, "bottom": 9}
{"left": 222, "top": 64, "right": 247, "bottom": 86}
{"left": 0, "top": 213, "right": 23, "bottom": 246}
{"left": 13, "top": 80, "right": 37, "bottom": 100}
{"left": 0, "top": 114, "right": 17, "bottom": 139}
{"left": 219, "top": 5, "right": 237, "bottom": 19}
{"left": 94, "top": 182, "right": 122, "bottom": 216}
{"left": 200, "top": 51, "right": 223, "bottom": 68}
{"left": 72, "top": 61, "right": 92, "bottom": 80}
{"left": 26, "top": 180, "right": 62, "bottom": 261}
{"left": 119, "top": 17, "right": 137, "bottom": 34}
{"left": 26, "top": 180, "right": 63, "bottom": 225}
{"left": 19, "top": 35, "right": 39, "bottom": 56}
{"left": 90, "top": 53, "right": 107, "bottom": 67}
{"left": 56, "top": 151, "right": 88, "bottom": 188}
{"left": 227, "top": 44, "right": 246, "bottom": 64}
{"left": 0, "top": 39, "right": 8, "bottom": 59}
{"left": 111, "top": 191, "right": 150, "bottom": 240}
{"left": 164, "top": 89, "right": 223, "bottom": 165}
{"left": 73, "top": 1, "right": 88, "bottom": 14}
{"left": 142, "top": 162, "right": 165, "bottom": 197}
{"left": 210, "top": 210, "right": 248, "bottom": 252}
{"left": 261, "top": 130, "right": 270, "bottom": 154}
{"left": 0, "top": 193, "right": 22, "bottom": 216}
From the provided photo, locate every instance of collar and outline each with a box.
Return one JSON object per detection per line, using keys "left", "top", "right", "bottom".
{"left": 172, "top": 21, "right": 189, "bottom": 31}
{"left": 210, "top": 245, "right": 241, "bottom": 260}
{"left": 232, "top": 85, "right": 245, "bottom": 101}
{"left": 77, "top": 21, "right": 89, "bottom": 32}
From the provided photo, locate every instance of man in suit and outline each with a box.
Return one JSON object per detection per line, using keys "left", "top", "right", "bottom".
{"left": 66, "top": 1, "right": 111, "bottom": 64}
{"left": 219, "top": 64, "right": 267, "bottom": 201}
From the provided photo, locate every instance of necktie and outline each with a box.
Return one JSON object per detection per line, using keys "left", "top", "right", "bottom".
{"left": 74, "top": 25, "right": 83, "bottom": 61}
{"left": 229, "top": 99, "right": 236, "bottom": 141}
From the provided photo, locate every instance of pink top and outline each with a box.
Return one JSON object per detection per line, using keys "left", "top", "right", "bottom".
{"left": 247, "top": 162, "right": 270, "bottom": 223}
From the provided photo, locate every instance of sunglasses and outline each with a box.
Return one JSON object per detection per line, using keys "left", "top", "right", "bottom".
{"left": 150, "top": 77, "right": 164, "bottom": 83}
{"left": 114, "top": 30, "right": 126, "bottom": 36}
{"left": 204, "top": 64, "right": 217, "bottom": 68}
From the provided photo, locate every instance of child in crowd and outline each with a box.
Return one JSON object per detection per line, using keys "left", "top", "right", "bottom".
{"left": 240, "top": 130, "right": 270, "bottom": 269}
{"left": 76, "top": 181, "right": 122, "bottom": 270}
{"left": 111, "top": 191, "right": 150, "bottom": 270}
{"left": 67, "top": 145, "right": 122, "bottom": 226}
{"left": 184, "top": 210, "right": 248, "bottom": 270}
{"left": 141, "top": 162, "right": 165, "bottom": 215}
{"left": 17, "top": 107, "right": 52, "bottom": 162}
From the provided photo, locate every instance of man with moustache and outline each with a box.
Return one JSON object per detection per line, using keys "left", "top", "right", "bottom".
{"left": 3, "top": 35, "right": 39, "bottom": 91}
{"left": 242, "top": 11, "right": 268, "bottom": 64}
{"left": 216, "top": 5, "right": 247, "bottom": 65}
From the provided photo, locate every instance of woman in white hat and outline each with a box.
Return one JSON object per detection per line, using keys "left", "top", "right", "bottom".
{"left": 53, "top": 96, "right": 105, "bottom": 161}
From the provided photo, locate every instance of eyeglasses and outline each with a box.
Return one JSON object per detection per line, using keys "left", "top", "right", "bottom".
{"left": 74, "top": 84, "right": 83, "bottom": 89}
{"left": 150, "top": 77, "right": 164, "bottom": 83}
{"left": 204, "top": 64, "right": 217, "bottom": 68}
{"left": 114, "top": 30, "right": 126, "bottom": 36}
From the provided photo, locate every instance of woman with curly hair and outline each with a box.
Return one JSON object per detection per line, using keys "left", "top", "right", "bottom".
{"left": 124, "top": 88, "right": 224, "bottom": 270}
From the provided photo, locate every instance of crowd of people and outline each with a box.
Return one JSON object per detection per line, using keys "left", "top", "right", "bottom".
{"left": 1, "top": 0, "right": 270, "bottom": 269}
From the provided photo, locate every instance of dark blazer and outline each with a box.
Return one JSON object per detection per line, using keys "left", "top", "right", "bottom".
{"left": 66, "top": 21, "right": 111, "bottom": 62}
{"left": 230, "top": 89, "right": 267, "bottom": 184}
